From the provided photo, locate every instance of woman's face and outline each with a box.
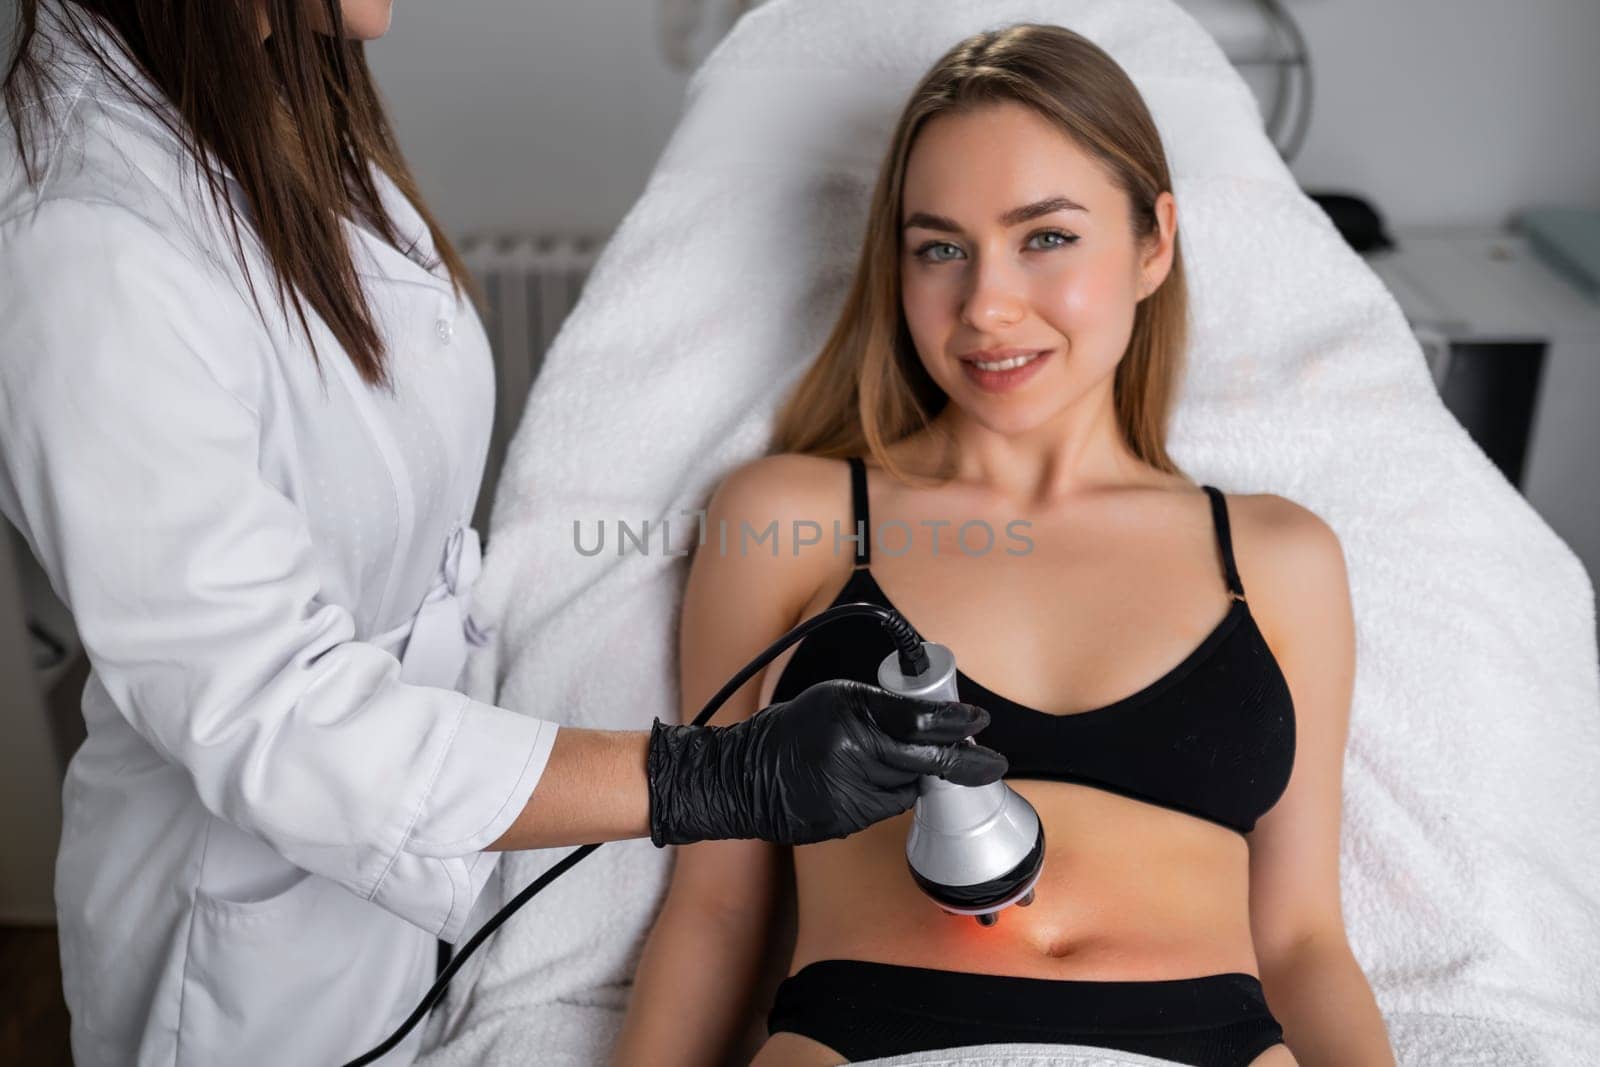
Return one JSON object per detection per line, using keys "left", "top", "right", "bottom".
{"left": 899, "top": 101, "right": 1175, "bottom": 439}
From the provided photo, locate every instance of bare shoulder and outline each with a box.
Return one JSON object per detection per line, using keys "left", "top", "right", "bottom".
{"left": 1221, "top": 492, "right": 1352, "bottom": 649}
{"left": 681, "top": 454, "right": 858, "bottom": 723}
{"left": 1226, "top": 491, "right": 1346, "bottom": 573}
{"left": 707, "top": 452, "right": 851, "bottom": 521}
{"left": 695, "top": 451, "right": 859, "bottom": 602}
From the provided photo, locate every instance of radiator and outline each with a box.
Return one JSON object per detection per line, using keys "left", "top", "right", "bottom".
{"left": 460, "top": 233, "right": 603, "bottom": 535}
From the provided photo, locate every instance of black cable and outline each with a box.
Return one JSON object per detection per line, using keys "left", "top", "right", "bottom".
{"left": 341, "top": 600, "right": 924, "bottom": 1066}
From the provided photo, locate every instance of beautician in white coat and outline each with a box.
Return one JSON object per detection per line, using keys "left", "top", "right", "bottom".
{"left": 0, "top": 2, "right": 1008, "bottom": 1064}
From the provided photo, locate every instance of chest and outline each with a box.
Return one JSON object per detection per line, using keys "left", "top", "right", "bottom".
{"left": 863, "top": 518, "right": 1235, "bottom": 717}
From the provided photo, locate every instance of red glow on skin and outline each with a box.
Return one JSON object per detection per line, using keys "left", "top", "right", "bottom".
{"left": 933, "top": 906, "right": 1029, "bottom": 944}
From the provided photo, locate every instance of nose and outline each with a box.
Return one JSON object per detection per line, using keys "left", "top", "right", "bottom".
{"left": 960, "top": 255, "right": 1026, "bottom": 331}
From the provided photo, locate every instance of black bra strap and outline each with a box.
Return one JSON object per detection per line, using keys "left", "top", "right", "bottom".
{"left": 1202, "top": 485, "right": 1246, "bottom": 600}
{"left": 847, "top": 456, "right": 871, "bottom": 567}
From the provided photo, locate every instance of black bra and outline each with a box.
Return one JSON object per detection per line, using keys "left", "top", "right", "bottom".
{"left": 771, "top": 457, "right": 1296, "bottom": 836}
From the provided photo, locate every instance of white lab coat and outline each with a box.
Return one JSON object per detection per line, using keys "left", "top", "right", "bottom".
{"left": 0, "top": 11, "right": 559, "bottom": 1065}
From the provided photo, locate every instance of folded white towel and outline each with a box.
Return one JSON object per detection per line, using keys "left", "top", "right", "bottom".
{"left": 417, "top": 0, "right": 1600, "bottom": 1063}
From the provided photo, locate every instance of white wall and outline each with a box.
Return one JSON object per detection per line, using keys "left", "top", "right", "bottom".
{"left": 368, "top": 0, "right": 693, "bottom": 236}
{"left": 1283, "top": 0, "right": 1600, "bottom": 228}
{"left": 359, "top": 0, "right": 1600, "bottom": 235}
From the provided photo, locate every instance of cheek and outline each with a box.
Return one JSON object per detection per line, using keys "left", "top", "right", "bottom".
{"left": 1030, "top": 255, "right": 1138, "bottom": 337}
{"left": 900, "top": 265, "right": 960, "bottom": 340}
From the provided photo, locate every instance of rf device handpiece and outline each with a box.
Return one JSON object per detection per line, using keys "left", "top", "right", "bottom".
{"left": 878, "top": 643, "right": 1045, "bottom": 926}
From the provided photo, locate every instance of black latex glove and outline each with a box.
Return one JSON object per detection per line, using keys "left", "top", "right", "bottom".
{"left": 646, "top": 678, "right": 1008, "bottom": 847}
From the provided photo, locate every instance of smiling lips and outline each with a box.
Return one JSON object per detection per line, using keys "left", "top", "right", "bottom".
{"left": 958, "top": 347, "right": 1053, "bottom": 393}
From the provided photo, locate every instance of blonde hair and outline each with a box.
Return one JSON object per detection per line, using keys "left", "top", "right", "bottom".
{"left": 771, "top": 23, "right": 1189, "bottom": 483}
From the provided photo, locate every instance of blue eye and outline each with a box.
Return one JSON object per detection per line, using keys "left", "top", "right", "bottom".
{"left": 914, "top": 241, "right": 965, "bottom": 263}
{"left": 1027, "top": 230, "right": 1078, "bottom": 251}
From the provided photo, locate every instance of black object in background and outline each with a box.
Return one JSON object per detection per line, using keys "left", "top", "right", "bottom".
{"left": 1435, "top": 342, "right": 1548, "bottom": 490}
{"left": 1309, "top": 191, "right": 1394, "bottom": 253}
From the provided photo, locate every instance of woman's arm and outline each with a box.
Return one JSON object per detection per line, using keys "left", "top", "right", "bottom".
{"left": 612, "top": 456, "right": 844, "bottom": 1067}
{"left": 1240, "top": 496, "right": 1395, "bottom": 1065}
{"left": 484, "top": 727, "right": 651, "bottom": 850}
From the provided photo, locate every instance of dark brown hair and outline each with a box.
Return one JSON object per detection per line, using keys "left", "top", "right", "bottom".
{"left": 771, "top": 23, "right": 1189, "bottom": 482}
{"left": 4, "top": 0, "right": 474, "bottom": 390}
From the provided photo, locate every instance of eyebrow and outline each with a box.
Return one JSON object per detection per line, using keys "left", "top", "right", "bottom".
{"left": 903, "top": 195, "right": 1088, "bottom": 234}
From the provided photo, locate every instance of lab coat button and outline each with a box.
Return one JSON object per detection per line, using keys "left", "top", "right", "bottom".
{"left": 435, "top": 318, "right": 453, "bottom": 345}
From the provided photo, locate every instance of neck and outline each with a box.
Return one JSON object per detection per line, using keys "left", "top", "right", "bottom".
{"left": 927, "top": 387, "right": 1147, "bottom": 506}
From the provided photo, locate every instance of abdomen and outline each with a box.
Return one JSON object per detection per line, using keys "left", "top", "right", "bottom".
{"left": 789, "top": 778, "right": 1261, "bottom": 981}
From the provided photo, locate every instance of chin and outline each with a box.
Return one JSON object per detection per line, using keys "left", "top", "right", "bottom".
{"left": 339, "top": 1, "right": 394, "bottom": 40}
{"left": 948, "top": 393, "right": 1066, "bottom": 439}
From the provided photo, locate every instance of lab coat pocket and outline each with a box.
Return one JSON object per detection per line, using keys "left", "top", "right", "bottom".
{"left": 179, "top": 870, "right": 338, "bottom": 1067}
{"left": 178, "top": 843, "right": 434, "bottom": 1067}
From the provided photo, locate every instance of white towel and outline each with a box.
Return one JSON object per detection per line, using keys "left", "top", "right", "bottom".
{"left": 416, "top": 0, "right": 1600, "bottom": 1063}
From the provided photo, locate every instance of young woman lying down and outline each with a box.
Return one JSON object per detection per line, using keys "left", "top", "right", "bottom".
{"left": 615, "top": 23, "right": 1394, "bottom": 1067}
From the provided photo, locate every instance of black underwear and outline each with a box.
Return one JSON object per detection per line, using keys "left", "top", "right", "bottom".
{"left": 767, "top": 959, "right": 1286, "bottom": 1065}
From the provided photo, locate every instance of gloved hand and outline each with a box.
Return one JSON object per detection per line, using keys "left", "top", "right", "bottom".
{"left": 646, "top": 678, "right": 1007, "bottom": 847}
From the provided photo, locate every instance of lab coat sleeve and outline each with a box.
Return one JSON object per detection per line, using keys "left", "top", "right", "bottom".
{"left": 0, "top": 198, "right": 559, "bottom": 942}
